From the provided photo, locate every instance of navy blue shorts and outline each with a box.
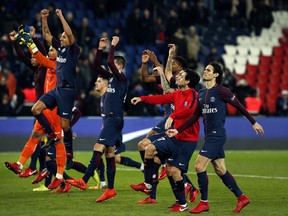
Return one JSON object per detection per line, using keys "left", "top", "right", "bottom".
{"left": 152, "top": 117, "right": 168, "bottom": 133}
{"left": 40, "top": 87, "right": 77, "bottom": 119}
{"left": 152, "top": 136, "right": 197, "bottom": 173}
{"left": 199, "top": 135, "right": 226, "bottom": 160}
{"left": 97, "top": 116, "right": 124, "bottom": 147}
{"left": 115, "top": 142, "right": 126, "bottom": 155}
{"left": 148, "top": 132, "right": 166, "bottom": 143}
{"left": 47, "top": 145, "right": 56, "bottom": 160}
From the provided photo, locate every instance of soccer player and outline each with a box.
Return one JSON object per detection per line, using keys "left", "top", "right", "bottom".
{"left": 131, "top": 45, "right": 198, "bottom": 203}
{"left": 7, "top": 26, "right": 48, "bottom": 182}
{"left": 4, "top": 28, "right": 66, "bottom": 189}
{"left": 31, "top": 9, "right": 80, "bottom": 170}
{"left": 67, "top": 36, "right": 128, "bottom": 202}
{"left": 131, "top": 67, "right": 200, "bottom": 212}
{"left": 166, "top": 61, "right": 264, "bottom": 214}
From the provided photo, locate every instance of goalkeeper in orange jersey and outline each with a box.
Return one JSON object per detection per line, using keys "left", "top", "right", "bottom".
{"left": 5, "top": 26, "right": 66, "bottom": 190}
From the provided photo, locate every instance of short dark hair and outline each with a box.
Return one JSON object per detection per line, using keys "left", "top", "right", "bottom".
{"left": 173, "top": 56, "right": 188, "bottom": 69}
{"left": 209, "top": 61, "right": 223, "bottom": 84}
{"left": 114, "top": 55, "right": 126, "bottom": 68}
{"left": 184, "top": 68, "right": 200, "bottom": 88}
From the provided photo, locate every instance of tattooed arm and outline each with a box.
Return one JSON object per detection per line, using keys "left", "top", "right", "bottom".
{"left": 41, "top": 9, "right": 53, "bottom": 45}
{"left": 155, "top": 66, "right": 175, "bottom": 94}
{"left": 165, "top": 44, "right": 176, "bottom": 82}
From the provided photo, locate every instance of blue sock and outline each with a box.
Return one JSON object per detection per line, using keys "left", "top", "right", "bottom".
{"left": 106, "top": 157, "right": 116, "bottom": 189}
{"left": 197, "top": 171, "right": 208, "bottom": 201}
{"left": 38, "top": 143, "right": 47, "bottom": 171}
{"left": 168, "top": 176, "right": 178, "bottom": 202}
{"left": 120, "top": 156, "right": 141, "bottom": 169}
{"left": 175, "top": 179, "right": 186, "bottom": 205}
{"left": 29, "top": 142, "right": 40, "bottom": 170}
{"left": 72, "top": 161, "right": 87, "bottom": 173}
{"left": 150, "top": 182, "right": 158, "bottom": 199}
{"left": 139, "top": 150, "right": 145, "bottom": 161}
{"left": 220, "top": 171, "right": 243, "bottom": 197}
{"left": 64, "top": 129, "right": 73, "bottom": 155}
{"left": 45, "top": 160, "right": 56, "bottom": 187}
{"left": 182, "top": 173, "right": 196, "bottom": 191}
{"left": 152, "top": 162, "right": 160, "bottom": 183}
{"left": 83, "top": 151, "right": 102, "bottom": 183}
{"left": 144, "top": 158, "right": 154, "bottom": 185}
{"left": 98, "top": 158, "right": 105, "bottom": 182}
{"left": 34, "top": 113, "right": 54, "bottom": 136}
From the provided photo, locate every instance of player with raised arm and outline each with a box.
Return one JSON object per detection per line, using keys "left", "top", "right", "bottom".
{"left": 67, "top": 36, "right": 128, "bottom": 202}
{"left": 166, "top": 61, "right": 264, "bottom": 214}
{"left": 29, "top": 9, "right": 79, "bottom": 172}
{"left": 131, "top": 67, "right": 200, "bottom": 212}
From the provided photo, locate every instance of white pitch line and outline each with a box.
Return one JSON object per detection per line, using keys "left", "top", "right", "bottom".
{"left": 116, "top": 167, "right": 288, "bottom": 180}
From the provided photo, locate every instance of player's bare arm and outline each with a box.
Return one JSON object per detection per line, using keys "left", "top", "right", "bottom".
{"left": 165, "top": 44, "right": 176, "bottom": 81}
{"left": 41, "top": 9, "right": 53, "bottom": 45}
{"left": 56, "top": 9, "right": 74, "bottom": 44}
{"left": 9, "top": 31, "right": 17, "bottom": 41}
{"left": 154, "top": 66, "right": 174, "bottom": 94}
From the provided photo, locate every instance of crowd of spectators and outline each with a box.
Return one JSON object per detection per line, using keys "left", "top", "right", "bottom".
{"left": 0, "top": 0, "right": 288, "bottom": 117}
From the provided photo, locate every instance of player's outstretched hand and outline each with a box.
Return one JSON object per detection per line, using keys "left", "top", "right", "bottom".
{"left": 111, "top": 36, "right": 119, "bottom": 46}
{"left": 56, "top": 9, "right": 63, "bottom": 17}
{"left": 165, "top": 129, "right": 178, "bottom": 137}
{"left": 131, "top": 97, "right": 141, "bottom": 105}
{"left": 9, "top": 31, "right": 17, "bottom": 41}
{"left": 99, "top": 38, "right": 108, "bottom": 49}
{"left": 253, "top": 122, "right": 264, "bottom": 135}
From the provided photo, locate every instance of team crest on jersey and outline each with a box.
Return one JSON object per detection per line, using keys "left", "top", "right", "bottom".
{"left": 210, "top": 97, "right": 216, "bottom": 102}
{"left": 184, "top": 101, "right": 188, "bottom": 107}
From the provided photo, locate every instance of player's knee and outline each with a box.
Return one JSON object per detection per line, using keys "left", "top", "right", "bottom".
{"left": 31, "top": 104, "right": 41, "bottom": 115}
{"left": 145, "top": 144, "right": 155, "bottom": 157}
{"left": 166, "top": 164, "right": 172, "bottom": 176}
{"left": 194, "top": 161, "right": 204, "bottom": 173}
{"left": 138, "top": 138, "right": 149, "bottom": 150}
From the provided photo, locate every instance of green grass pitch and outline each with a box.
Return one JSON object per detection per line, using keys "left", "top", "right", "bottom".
{"left": 0, "top": 150, "right": 287, "bottom": 216}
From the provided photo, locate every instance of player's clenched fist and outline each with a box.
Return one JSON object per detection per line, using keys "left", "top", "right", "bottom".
{"left": 41, "top": 9, "right": 49, "bottom": 17}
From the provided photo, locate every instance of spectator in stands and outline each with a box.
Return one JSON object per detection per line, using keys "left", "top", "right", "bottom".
{"left": 276, "top": 90, "right": 288, "bottom": 116}
{"left": 249, "top": 0, "right": 274, "bottom": 35}
{"left": 0, "top": 66, "right": 16, "bottom": 100}
{"left": 185, "top": 26, "right": 201, "bottom": 68}
{"left": 191, "top": 0, "right": 210, "bottom": 26}
{"left": 223, "top": 68, "right": 237, "bottom": 93}
{"left": 205, "top": 47, "right": 225, "bottom": 67}
{"left": 140, "top": 9, "right": 155, "bottom": 45}
{"left": 228, "top": 0, "right": 247, "bottom": 28}
{"left": 177, "top": 1, "right": 192, "bottom": 28}
{"left": 77, "top": 17, "right": 94, "bottom": 58}
{"left": 126, "top": 7, "right": 142, "bottom": 44}
{"left": 65, "top": 11, "right": 77, "bottom": 33}
{"left": 244, "top": 88, "right": 262, "bottom": 115}
{"left": 165, "top": 9, "right": 181, "bottom": 42}
{"left": 154, "top": 16, "right": 166, "bottom": 45}
{"left": 235, "top": 79, "right": 252, "bottom": 105}
{"left": 171, "top": 27, "right": 187, "bottom": 59}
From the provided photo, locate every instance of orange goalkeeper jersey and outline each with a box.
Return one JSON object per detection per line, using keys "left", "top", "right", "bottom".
{"left": 33, "top": 51, "right": 56, "bottom": 93}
